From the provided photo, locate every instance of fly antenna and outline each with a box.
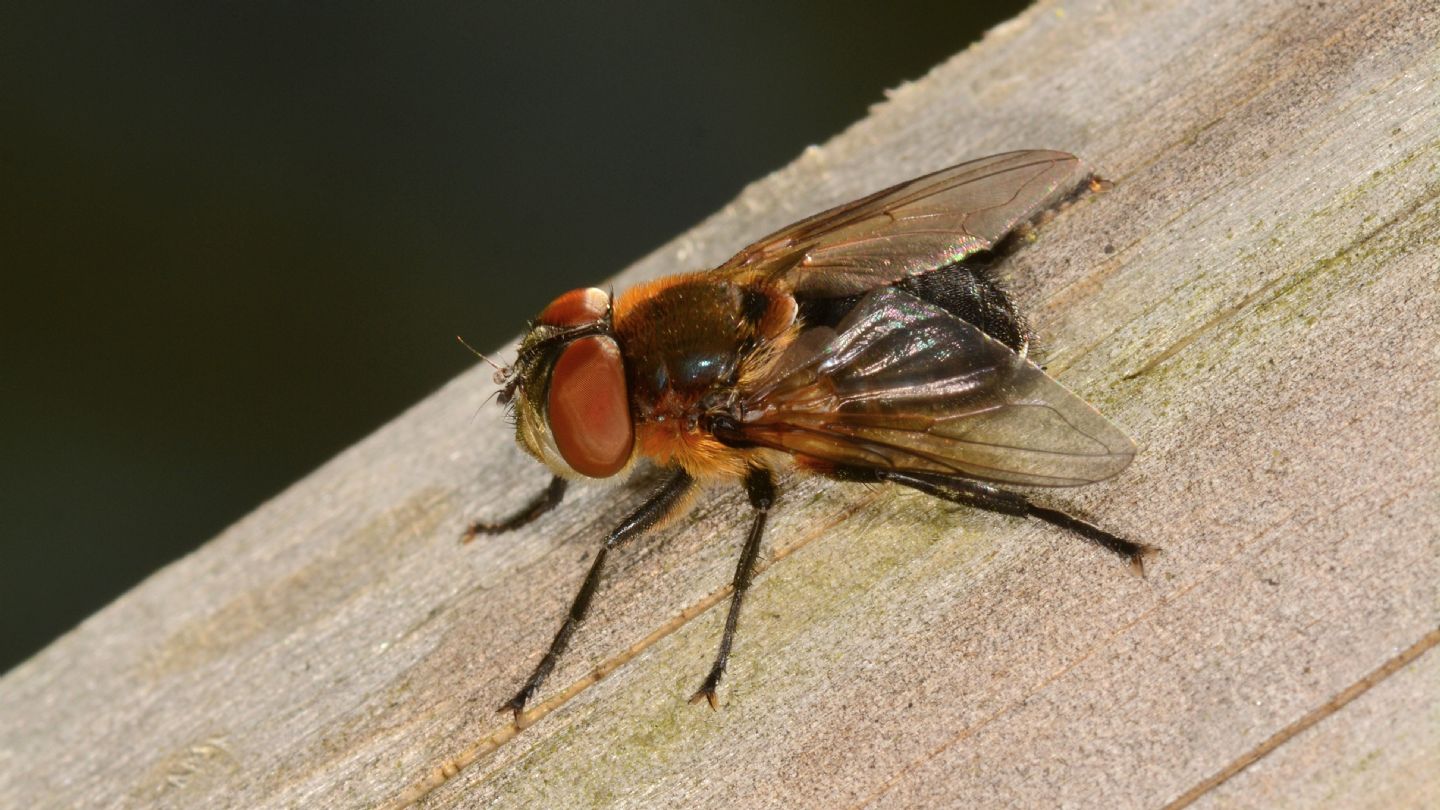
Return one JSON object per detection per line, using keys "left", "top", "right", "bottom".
{"left": 456, "top": 335, "right": 504, "bottom": 372}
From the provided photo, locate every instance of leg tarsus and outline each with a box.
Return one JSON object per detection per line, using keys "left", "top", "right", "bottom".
{"left": 690, "top": 468, "right": 774, "bottom": 710}
{"left": 1024, "top": 502, "right": 1155, "bottom": 575}
{"left": 688, "top": 671, "right": 722, "bottom": 710}
{"left": 501, "top": 687, "right": 536, "bottom": 724}
{"left": 464, "top": 476, "right": 568, "bottom": 542}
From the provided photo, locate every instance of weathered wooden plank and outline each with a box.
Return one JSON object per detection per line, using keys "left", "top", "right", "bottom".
{"left": 1, "top": 0, "right": 1436, "bottom": 808}
{"left": 1188, "top": 633, "right": 1440, "bottom": 810}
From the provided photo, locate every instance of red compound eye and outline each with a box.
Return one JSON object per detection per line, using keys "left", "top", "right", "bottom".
{"left": 538, "top": 287, "right": 608, "bottom": 327}
{"left": 546, "top": 335, "right": 633, "bottom": 478}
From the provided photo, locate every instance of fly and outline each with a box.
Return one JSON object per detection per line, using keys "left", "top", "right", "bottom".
{"left": 466, "top": 150, "right": 1152, "bottom": 720}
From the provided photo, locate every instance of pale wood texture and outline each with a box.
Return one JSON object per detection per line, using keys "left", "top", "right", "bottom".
{"left": 3, "top": 0, "right": 1438, "bottom": 807}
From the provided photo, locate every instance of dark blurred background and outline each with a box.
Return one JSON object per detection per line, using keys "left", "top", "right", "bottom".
{"left": 0, "top": 2, "right": 1028, "bottom": 673}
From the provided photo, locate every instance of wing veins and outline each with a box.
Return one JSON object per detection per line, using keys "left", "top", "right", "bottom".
{"left": 769, "top": 420, "right": 1102, "bottom": 485}
{"left": 721, "top": 151, "right": 1080, "bottom": 278}
{"left": 828, "top": 403, "right": 1129, "bottom": 459}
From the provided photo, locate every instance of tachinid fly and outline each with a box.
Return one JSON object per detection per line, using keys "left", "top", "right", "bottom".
{"left": 467, "top": 150, "right": 1151, "bottom": 720}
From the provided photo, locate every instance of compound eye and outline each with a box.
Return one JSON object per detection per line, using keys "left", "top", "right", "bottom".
{"left": 547, "top": 335, "right": 633, "bottom": 478}
{"left": 538, "top": 287, "right": 609, "bottom": 327}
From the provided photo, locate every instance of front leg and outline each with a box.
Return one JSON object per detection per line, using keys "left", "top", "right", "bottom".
{"left": 463, "top": 475, "right": 568, "bottom": 543}
{"left": 690, "top": 467, "right": 775, "bottom": 709}
{"left": 502, "top": 469, "right": 695, "bottom": 721}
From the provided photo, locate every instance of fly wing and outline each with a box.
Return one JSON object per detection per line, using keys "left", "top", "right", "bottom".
{"left": 737, "top": 289, "right": 1135, "bottom": 487}
{"left": 717, "top": 151, "right": 1089, "bottom": 296}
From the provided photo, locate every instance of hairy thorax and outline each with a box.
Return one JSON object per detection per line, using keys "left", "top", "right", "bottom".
{"left": 613, "top": 273, "right": 796, "bottom": 479}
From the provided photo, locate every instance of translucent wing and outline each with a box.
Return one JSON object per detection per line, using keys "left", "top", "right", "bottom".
{"left": 718, "top": 150, "right": 1089, "bottom": 296}
{"left": 736, "top": 289, "right": 1135, "bottom": 487}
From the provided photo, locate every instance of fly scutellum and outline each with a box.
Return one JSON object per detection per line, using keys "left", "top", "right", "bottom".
{"left": 466, "top": 150, "right": 1153, "bottom": 721}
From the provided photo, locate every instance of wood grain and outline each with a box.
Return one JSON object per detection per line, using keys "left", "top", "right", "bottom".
{"left": 2, "top": 0, "right": 1436, "bottom": 807}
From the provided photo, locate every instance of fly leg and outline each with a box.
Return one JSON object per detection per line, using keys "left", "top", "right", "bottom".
{"left": 832, "top": 466, "right": 1154, "bottom": 574}
{"left": 689, "top": 467, "right": 775, "bottom": 710}
{"left": 502, "top": 469, "right": 695, "bottom": 720}
{"left": 463, "top": 475, "right": 568, "bottom": 542}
